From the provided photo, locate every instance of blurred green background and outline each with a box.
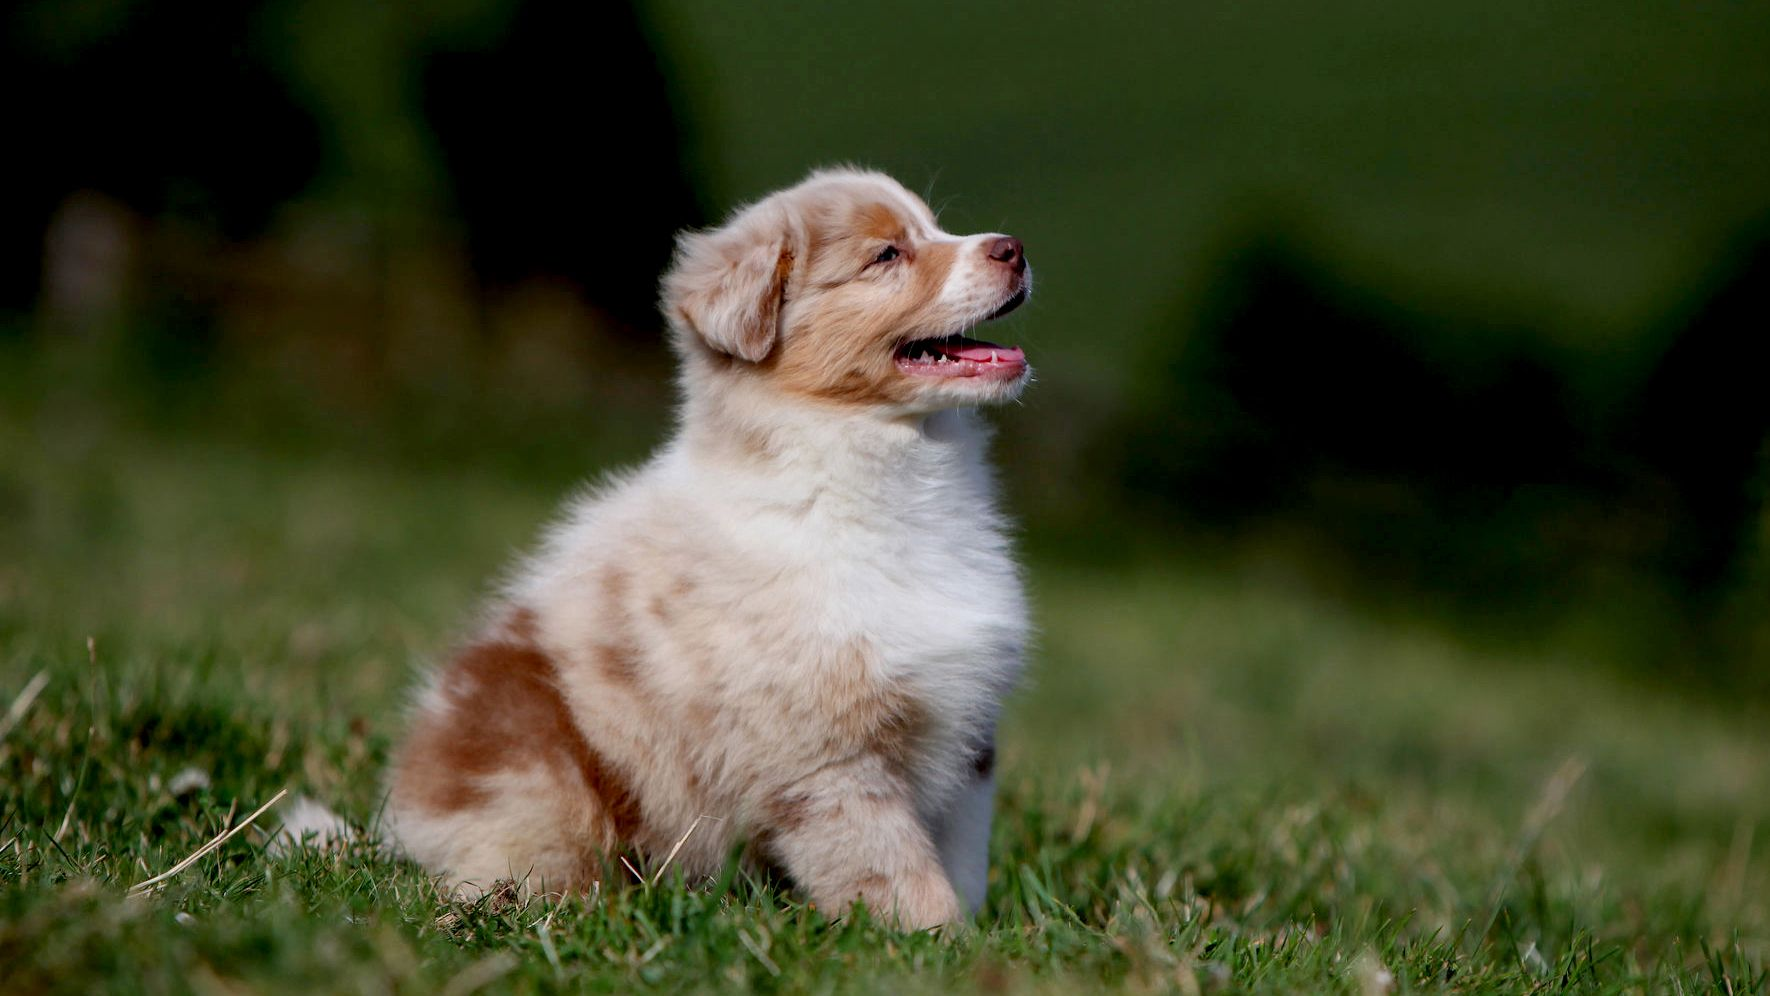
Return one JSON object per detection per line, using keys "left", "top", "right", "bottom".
{"left": 6, "top": 0, "right": 1767, "bottom": 689}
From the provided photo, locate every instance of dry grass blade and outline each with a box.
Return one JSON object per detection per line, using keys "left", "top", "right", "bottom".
{"left": 738, "top": 928, "right": 782, "bottom": 977}
{"left": 438, "top": 953, "right": 517, "bottom": 996}
{"left": 650, "top": 814, "right": 722, "bottom": 887}
{"left": 534, "top": 909, "right": 564, "bottom": 980}
{"left": 128, "top": 788, "right": 290, "bottom": 897}
{"left": 618, "top": 854, "right": 644, "bottom": 884}
{"left": 1480, "top": 756, "right": 1588, "bottom": 934}
{"left": 0, "top": 670, "right": 50, "bottom": 742}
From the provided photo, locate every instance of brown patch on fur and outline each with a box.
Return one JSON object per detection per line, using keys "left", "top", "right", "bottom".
{"left": 668, "top": 172, "right": 1026, "bottom": 414}
{"left": 671, "top": 175, "right": 1018, "bottom": 411}
{"left": 686, "top": 701, "right": 717, "bottom": 735}
{"left": 589, "top": 569, "right": 643, "bottom": 686}
{"left": 637, "top": 566, "right": 698, "bottom": 631}
{"left": 905, "top": 240, "right": 957, "bottom": 302}
{"left": 503, "top": 606, "right": 539, "bottom": 644}
{"left": 601, "top": 568, "right": 629, "bottom": 604}
{"left": 390, "top": 628, "right": 642, "bottom": 840}
{"left": 809, "top": 640, "right": 930, "bottom": 776}
{"left": 594, "top": 641, "right": 641, "bottom": 686}
{"left": 730, "top": 245, "right": 789, "bottom": 361}
{"left": 679, "top": 700, "right": 716, "bottom": 796}
{"left": 765, "top": 221, "right": 962, "bottom": 409}
{"left": 809, "top": 365, "right": 907, "bottom": 407}
{"left": 762, "top": 790, "right": 813, "bottom": 835}
{"left": 731, "top": 424, "right": 775, "bottom": 461}
{"left": 870, "top": 693, "right": 928, "bottom": 781}
{"left": 774, "top": 247, "right": 795, "bottom": 290}
{"left": 857, "top": 202, "right": 907, "bottom": 245}
{"left": 579, "top": 739, "right": 643, "bottom": 841}
{"left": 662, "top": 222, "right": 792, "bottom": 363}
{"left": 760, "top": 303, "right": 914, "bottom": 408}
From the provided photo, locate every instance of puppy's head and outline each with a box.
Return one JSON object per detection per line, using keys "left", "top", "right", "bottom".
{"left": 661, "top": 169, "right": 1032, "bottom": 414}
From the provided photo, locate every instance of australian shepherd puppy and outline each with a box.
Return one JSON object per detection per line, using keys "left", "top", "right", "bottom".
{"left": 384, "top": 168, "right": 1033, "bottom": 930}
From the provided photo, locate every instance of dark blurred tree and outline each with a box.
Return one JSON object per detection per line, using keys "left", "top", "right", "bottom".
{"left": 1616, "top": 224, "right": 1770, "bottom": 595}
{"left": 1102, "top": 220, "right": 1769, "bottom": 611}
{"left": 1, "top": 1, "right": 322, "bottom": 310}
{"left": 3, "top": 0, "right": 704, "bottom": 354}
{"left": 1111, "top": 232, "right": 1592, "bottom": 524}
{"left": 419, "top": 0, "right": 704, "bottom": 336}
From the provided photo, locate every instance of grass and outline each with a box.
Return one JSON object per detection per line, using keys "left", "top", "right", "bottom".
{"left": 2, "top": 353, "right": 1768, "bottom": 994}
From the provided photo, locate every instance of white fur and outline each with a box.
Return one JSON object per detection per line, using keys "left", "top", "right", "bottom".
{"left": 268, "top": 795, "right": 356, "bottom": 856}
{"left": 385, "top": 168, "right": 1032, "bottom": 926}
{"left": 495, "top": 399, "right": 1024, "bottom": 913}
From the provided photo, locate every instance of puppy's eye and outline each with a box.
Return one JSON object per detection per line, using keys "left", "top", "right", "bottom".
{"left": 871, "top": 245, "right": 901, "bottom": 265}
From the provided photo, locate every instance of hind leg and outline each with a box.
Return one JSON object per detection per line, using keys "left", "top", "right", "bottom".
{"left": 387, "top": 761, "right": 606, "bottom": 897}
{"left": 384, "top": 620, "right": 632, "bottom": 896}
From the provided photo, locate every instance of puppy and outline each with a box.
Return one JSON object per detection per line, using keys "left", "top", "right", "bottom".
{"left": 385, "top": 168, "right": 1033, "bottom": 930}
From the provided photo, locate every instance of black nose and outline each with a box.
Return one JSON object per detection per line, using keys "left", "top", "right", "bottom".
{"left": 987, "top": 236, "right": 1025, "bottom": 273}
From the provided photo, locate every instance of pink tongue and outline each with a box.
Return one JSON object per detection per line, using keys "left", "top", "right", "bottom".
{"left": 939, "top": 342, "right": 1023, "bottom": 363}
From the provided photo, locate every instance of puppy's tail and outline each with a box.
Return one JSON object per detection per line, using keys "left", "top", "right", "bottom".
{"left": 266, "top": 794, "right": 358, "bottom": 856}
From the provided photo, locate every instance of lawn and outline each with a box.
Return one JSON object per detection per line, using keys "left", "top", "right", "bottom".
{"left": 2, "top": 348, "right": 1766, "bottom": 994}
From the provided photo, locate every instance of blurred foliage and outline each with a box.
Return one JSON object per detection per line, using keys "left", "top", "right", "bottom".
{"left": 3, "top": 0, "right": 1769, "bottom": 689}
{"left": 1095, "top": 217, "right": 1770, "bottom": 690}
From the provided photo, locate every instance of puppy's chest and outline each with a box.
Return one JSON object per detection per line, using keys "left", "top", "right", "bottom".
{"left": 816, "top": 526, "right": 1026, "bottom": 702}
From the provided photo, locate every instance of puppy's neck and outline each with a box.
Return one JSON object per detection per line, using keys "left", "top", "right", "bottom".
{"left": 676, "top": 374, "right": 991, "bottom": 495}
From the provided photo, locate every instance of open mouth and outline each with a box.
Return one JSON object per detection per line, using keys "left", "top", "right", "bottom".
{"left": 893, "top": 332, "right": 1027, "bottom": 380}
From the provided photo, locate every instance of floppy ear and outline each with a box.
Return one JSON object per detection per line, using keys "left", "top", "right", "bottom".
{"left": 662, "top": 219, "right": 795, "bottom": 363}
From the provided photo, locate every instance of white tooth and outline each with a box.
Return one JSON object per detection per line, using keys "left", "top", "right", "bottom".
{"left": 938, "top": 354, "right": 949, "bottom": 364}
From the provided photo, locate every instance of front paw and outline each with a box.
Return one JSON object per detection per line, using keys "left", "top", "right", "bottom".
{"left": 850, "top": 870, "right": 965, "bottom": 932}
